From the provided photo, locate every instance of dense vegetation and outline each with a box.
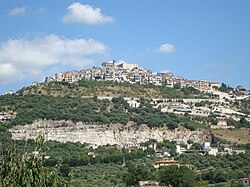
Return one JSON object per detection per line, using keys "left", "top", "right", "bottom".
{"left": 179, "top": 152, "right": 250, "bottom": 185}
{"left": 0, "top": 134, "right": 70, "bottom": 187}
{"left": 1, "top": 123, "right": 250, "bottom": 186}
{"left": 18, "top": 80, "right": 210, "bottom": 99}
{"left": 0, "top": 81, "right": 249, "bottom": 186}
{"left": 0, "top": 94, "right": 204, "bottom": 130}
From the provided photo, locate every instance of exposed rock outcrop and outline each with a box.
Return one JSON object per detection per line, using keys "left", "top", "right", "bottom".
{"left": 10, "top": 120, "right": 210, "bottom": 147}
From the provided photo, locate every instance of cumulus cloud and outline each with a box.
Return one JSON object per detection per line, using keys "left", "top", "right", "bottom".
{"left": 8, "top": 7, "right": 26, "bottom": 16}
{"left": 158, "top": 43, "right": 176, "bottom": 54}
{"left": 0, "top": 34, "right": 107, "bottom": 84}
{"left": 63, "top": 2, "right": 113, "bottom": 24}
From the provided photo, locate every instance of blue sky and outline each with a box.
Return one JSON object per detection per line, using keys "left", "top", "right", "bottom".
{"left": 0, "top": 0, "right": 250, "bottom": 94}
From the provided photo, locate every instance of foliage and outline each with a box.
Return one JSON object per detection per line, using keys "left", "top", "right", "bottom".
{"left": 18, "top": 79, "right": 209, "bottom": 99}
{"left": 158, "top": 165, "right": 197, "bottom": 187}
{"left": 0, "top": 94, "right": 205, "bottom": 130}
{"left": 0, "top": 134, "right": 71, "bottom": 187}
{"left": 123, "top": 162, "right": 152, "bottom": 186}
{"left": 179, "top": 153, "right": 250, "bottom": 184}
{"left": 218, "top": 83, "right": 234, "bottom": 93}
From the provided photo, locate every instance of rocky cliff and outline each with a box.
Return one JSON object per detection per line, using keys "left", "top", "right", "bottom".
{"left": 10, "top": 120, "right": 210, "bottom": 147}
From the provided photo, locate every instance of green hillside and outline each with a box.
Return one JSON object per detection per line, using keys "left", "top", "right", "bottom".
{"left": 0, "top": 94, "right": 205, "bottom": 130}
{"left": 18, "top": 80, "right": 212, "bottom": 99}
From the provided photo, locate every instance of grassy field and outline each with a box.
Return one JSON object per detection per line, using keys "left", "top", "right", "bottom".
{"left": 212, "top": 128, "right": 250, "bottom": 144}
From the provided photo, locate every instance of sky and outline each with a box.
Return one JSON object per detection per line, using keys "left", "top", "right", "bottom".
{"left": 0, "top": 0, "right": 250, "bottom": 94}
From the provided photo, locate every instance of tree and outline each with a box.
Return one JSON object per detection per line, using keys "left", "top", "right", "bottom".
{"left": 123, "top": 163, "right": 151, "bottom": 186}
{"left": 158, "top": 166, "right": 197, "bottom": 187}
{"left": 60, "top": 164, "right": 71, "bottom": 177}
{"left": 0, "top": 134, "right": 71, "bottom": 187}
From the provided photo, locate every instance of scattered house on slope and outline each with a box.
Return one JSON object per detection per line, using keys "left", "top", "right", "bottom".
{"left": 155, "top": 148, "right": 171, "bottom": 158}
{"left": 176, "top": 145, "right": 187, "bottom": 155}
{"left": 162, "top": 147, "right": 171, "bottom": 157}
{"left": 127, "top": 98, "right": 140, "bottom": 108}
{"left": 137, "top": 181, "right": 161, "bottom": 187}
{"left": 87, "top": 152, "right": 96, "bottom": 158}
{"left": 32, "top": 82, "right": 38, "bottom": 86}
{"left": 154, "top": 158, "right": 179, "bottom": 169}
{"left": 5, "top": 90, "right": 13, "bottom": 95}
{"left": 202, "top": 142, "right": 211, "bottom": 151}
{"left": 44, "top": 76, "right": 54, "bottom": 82}
{"left": 208, "top": 147, "right": 218, "bottom": 156}
{"left": 0, "top": 111, "right": 17, "bottom": 121}
{"left": 239, "top": 176, "right": 250, "bottom": 186}
{"left": 102, "top": 60, "right": 116, "bottom": 68}
{"left": 153, "top": 158, "right": 191, "bottom": 169}
{"left": 211, "top": 119, "right": 235, "bottom": 129}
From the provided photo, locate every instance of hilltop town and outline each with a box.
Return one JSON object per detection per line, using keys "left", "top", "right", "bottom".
{"left": 45, "top": 60, "right": 222, "bottom": 91}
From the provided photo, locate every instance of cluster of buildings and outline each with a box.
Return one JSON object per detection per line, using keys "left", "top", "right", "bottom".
{"left": 176, "top": 141, "right": 245, "bottom": 157}
{"left": 0, "top": 110, "right": 16, "bottom": 121}
{"left": 45, "top": 60, "right": 221, "bottom": 91}
{"left": 152, "top": 97, "right": 248, "bottom": 123}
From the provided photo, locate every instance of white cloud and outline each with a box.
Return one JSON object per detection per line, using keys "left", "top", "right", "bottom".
{"left": 63, "top": 2, "right": 113, "bottom": 24}
{"left": 8, "top": 7, "right": 26, "bottom": 16}
{"left": 158, "top": 43, "right": 176, "bottom": 54}
{"left": 0, "top": 34, "right": 107, "bottom": 84}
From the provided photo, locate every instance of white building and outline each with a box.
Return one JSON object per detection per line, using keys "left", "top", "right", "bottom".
{"left": 127, "top": 99, "right": 140, "bottom": 108}
{"left": 176, "top": 145, "right": 187, "bottom": 155}
{"left": 208, "top": 147, "right": 218, "bottom": 156}
{"left": 117, "top": 61, "right": 138, "bottom": 70}
{"left": 5, "top": 90, "right": 13, "bottom": 95}
{"left": 202, "top": 142, "right": 211, "bottom": 151}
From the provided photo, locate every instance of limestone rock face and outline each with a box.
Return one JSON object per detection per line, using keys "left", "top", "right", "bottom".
{"left": 10, "top": 120, "right": 210, "bottom": 147}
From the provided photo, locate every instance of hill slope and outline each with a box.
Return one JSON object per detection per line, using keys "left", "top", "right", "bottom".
{"left": 18, "top": 80, "right": 211, "bottom": 99}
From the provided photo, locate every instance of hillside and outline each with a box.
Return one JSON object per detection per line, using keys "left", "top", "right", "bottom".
{"left": 0, "top": 93, "right": 205, "bottom": 130}
{"left": 18, "top": 80, "right": 211, "bottom": 99}
{"left": 2, "top": 80, "right": 249, "bottom": 143}
{"left": 1, "top": 79, "right": 250, "bottom": 187}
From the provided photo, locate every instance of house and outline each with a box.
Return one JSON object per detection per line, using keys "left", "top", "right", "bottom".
{"left": 102, "top": 60, "right": 116, "bottom": 68}
{"left": 0, "top": 111, "right": 17, "bottom": 121}
{"left": 233, "top": 150, "right": 246, "bottom": 155}
{"left": 45, "top": 76, "right": 54, "bottom": 82}
{"left": 217, "top": 120, "right": 227, "bottom": 127}
{"left": 239, "top": 176, "right": 250, "bottom": 186}
{"left": 153, "top": 158, "right": 191, "bottom": 169}
{"left": 237, "top": 86, "right": 246, "bottom": 91}
{"left": 202, "top": 142, "right": 211, "bottom": 151}
{"left": 209, "top": 82, "right": 221, "bottom": 90}
{"left": 208, "top": 147, "right": 218, "bottom": 156}
{"left": 155, "top": 151, "right": 164, "bottom": 158}
{"left": 162, "top": 147, "right": 171, "bottom": 157}
{"left": 32, "top": 82, "right": 38, "bottom": 86}
{"left": 127, "top": 99, "right": 140, "bottom": 108}
{"left": 5, "top": 90, "right": 13, "bottom": 95}
{"left": 117, "top": 61, "right": 138, "bottom": 70}
{"left": 211, "top": 119, "right": 235, "bottom": 129}
{"left": 176, "top": 145, "right": 187, "bottom": 155}
{"left": 153, "top": 158, "right": 179, "bottom": 169}
{"left": 87, "top": 152, "right": 96, "bottom": 158}
{"left": 137, "top": 181, "right": 161, "bottom": 187}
